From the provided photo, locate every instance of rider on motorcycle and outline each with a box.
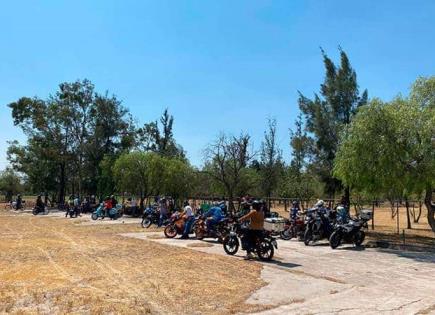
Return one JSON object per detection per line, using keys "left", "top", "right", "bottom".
{"left": 239, "top": 200, "right": 265, "bottom": 260}
{"left": 203, "top": 204, "right": 224, "bottom": 232}
{"left": 16, "top": 194, "right": 22, "bottom": 210}
{"left": 35, "top": 195, "right": 45, "bottom": 212}
{"left": 181, "top": 201, "right": 195, "bottom": 239}
{"left": 290, "top": 200, "right": 300, "bottom": 220}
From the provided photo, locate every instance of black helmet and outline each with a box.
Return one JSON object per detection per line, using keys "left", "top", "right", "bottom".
{"left": 252, "top": 200, "right": 261, "bottom": 210}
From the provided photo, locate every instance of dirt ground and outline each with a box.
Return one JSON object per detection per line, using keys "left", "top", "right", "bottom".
{"left": 0, "top": 211, "right": 266, "bottom": 315}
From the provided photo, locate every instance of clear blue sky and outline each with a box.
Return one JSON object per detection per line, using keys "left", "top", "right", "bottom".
{"left": 1, "top": 0, "right": 434, "bottom": 168}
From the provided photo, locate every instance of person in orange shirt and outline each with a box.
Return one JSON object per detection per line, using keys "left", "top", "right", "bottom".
{"left": 239, "top": 200, "right": 265, "bottom": 260}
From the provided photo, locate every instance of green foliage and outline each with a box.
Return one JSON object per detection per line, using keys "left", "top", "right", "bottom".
{"left": 113, "top": 151, "right": 194, "bottom": 200}
{"left": 7, "top": 79, "right": 135, "bottom": 201}
{"left": 298, "top": 48, "right": 367, "bottom": 197}
{"left": 334, "top": 76, "right": 435, "bottom": 229}
{"left": 136, "top": 109, "right": 185, "bottom": 159}
{"left": 0, "top": 168, "right": 23, "bottom": 202}
{"left": 258, "top": 118, "right": 284, "bottom": 197}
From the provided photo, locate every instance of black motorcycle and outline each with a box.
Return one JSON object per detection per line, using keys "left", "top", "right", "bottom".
{"left": 304, "top": 207, "right": 336, "bottom": 246}
{"left": 222, "top": 220, "right": 277, "bottom": 261}
{"left": 141, "top": 206, "right": 169, "bottom": 228}
{"left": 32, "top": 206, "right": 49, "bottom": 215}
{"left": 65, "top": 205, "right": 79, "bottom": 218}
{"left": 329, "top": 209, "right": 372, "bottom": 249}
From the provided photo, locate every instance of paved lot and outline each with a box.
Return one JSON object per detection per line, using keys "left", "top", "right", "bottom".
{"left": 122, "top": 231, "right": 435, "bottom": 315}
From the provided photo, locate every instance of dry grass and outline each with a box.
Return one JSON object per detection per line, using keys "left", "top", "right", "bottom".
{"left": 0, "top": 212, "right": 264, "bottom": 314}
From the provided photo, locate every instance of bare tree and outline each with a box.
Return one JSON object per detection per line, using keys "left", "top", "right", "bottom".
{"left": 203, "top": 133, "right": 253, "bottom": 211}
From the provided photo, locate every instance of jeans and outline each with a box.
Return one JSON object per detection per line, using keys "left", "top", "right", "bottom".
{"left": 183, "top": 216, "right": 195, "bottom": 237}
{"left": 158, "top": 213, "right": 168, "bottom": 227}
{"left": 244, "top": 229, "right": 262, "bottom": 253}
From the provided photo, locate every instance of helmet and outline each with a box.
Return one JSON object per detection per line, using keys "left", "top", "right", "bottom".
{"left": 315, "top": 200, "right": 324, "bottom": 208}
{"left": 183, "top": 201, "right": 189, "bottom": 207}
{"left": 252, "top": 200, "right": 262, "bottom": 211}
{"left": 292, "top": 200, "right": 299, "bottom": 207}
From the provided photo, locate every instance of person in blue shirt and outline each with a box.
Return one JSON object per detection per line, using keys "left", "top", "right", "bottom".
{"left": 204, "top": 205, "right": 224, "bottom": 232}
{"left": 290, "top": 200, "right": 300, "bottom": 220}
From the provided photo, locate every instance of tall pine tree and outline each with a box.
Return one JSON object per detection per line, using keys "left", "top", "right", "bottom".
{"left": 298, "top": 48, "right": 368, "bottom": 205}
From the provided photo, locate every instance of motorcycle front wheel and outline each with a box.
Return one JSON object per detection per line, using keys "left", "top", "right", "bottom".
{"left": 280, "top": 228, "right": 293, "bottom": 241}
{"left": 354, "top": 230, "right": 365, "bottom": 247}
{"left": 304, "top": 229, "right": 313, "bottom": 246}
{"left": 91, "top": 213, "right": 98, "bottom": 221}
{"left": 141, "top": 217, "right": 152, "bottom": 228}
{"left": 194, "top": 226, "right": 205, "bottom": 240}
{"left": 329, "top": 231, "right": 342, "bottom": 249}
{"left": 223, "top": 236, "right": 239, "bottom": 255}
{"left": 32, "top": 208, "right": 38, "bottom": 216}
{"left": 164, "top": 224, "right": 178, "bottom": 238}
{"left": 256, "top": 240, "right": 274, "bottom": 261}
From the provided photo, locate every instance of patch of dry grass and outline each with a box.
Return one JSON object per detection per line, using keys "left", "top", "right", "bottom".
{"left": 0, "top": 213, "right": 265, "bottom": 314}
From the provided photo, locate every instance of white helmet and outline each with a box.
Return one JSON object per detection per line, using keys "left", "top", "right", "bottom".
{"left": 315, "top": 200, "right": 325, "bottom": 208}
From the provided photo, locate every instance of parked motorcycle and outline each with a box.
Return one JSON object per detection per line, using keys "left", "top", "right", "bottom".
{"left": 304, "top": 207, "right": 336, "bottom": 246}
{"left": 222, "top": 220, "right": 277, "bottom": 261}
{"left": 194, "top": 216, "right": 232, "bottom": 242}
{"left": 65, "top": 205, "right": 79, "bottom": 218}
{"left": 280, "top": 216, "right": 305, "bottom": 241}
{"left": 32, "top": 206, "right": 49, "bottom": 215}
{"left": 329, "top": 209, "right": 372, "bottom": 249}
{"left": 141, "top": 206, "right": 161, "bottom": 228}
{"left": 91, "top": 204, "right": 122, "bottom": 220}
{"left": 164, "top": 212, "right": 193, "bottom": 238}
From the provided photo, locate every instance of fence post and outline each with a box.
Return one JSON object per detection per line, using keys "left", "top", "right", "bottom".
{"left": 396, "top": 201, "right": 400, "bottom": 234}
{"left": 284, "top": 199, "right": 288, "bottom": 212}
{"left": 372, "top": 201, "right": 375, "bottom": 230}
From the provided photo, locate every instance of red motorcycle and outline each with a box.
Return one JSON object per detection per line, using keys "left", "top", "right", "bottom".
{"left": 280, "top": 216, "right": 305, "bottom": 241}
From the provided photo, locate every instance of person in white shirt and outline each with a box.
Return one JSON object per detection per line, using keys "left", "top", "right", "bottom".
{"left": 181, "top": 201, "right": 195, "bottom": 239}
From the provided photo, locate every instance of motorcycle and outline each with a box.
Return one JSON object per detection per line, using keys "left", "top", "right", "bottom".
{"left": 194, "top": 216, "right": 232, "bottom": 242}
{"left": 65, "top": 205, "right": 79, "bottom": 218}
{"left": 91, "top": 204, "right": 122, "bottom": 220}
{"left": 32, "top": 206, "right": 49, "bottom": 215}
{"left": 164, "top": 212, "right": 194, "bottom": 238}
{"left": 329, "top": 209, "right": 372, "bottom": 249}
{"left": 141, "top": 206, "right": 167, "bottom": 228}
{"left": 304, "top": 207, "right": 336, "bottom": 246}
{"left": 222, "top": 220, "right": 277, "bottom": 261}
{"left": 280, "top": 215, "right": 305, "bottom": 241}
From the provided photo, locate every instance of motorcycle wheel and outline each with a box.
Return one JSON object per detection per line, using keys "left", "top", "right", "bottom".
{"left": 223, "top": 236, "right": 239, "bottom": 255}
{"left": 329, "top": 231, "right": 342, "bottom": 249}
{"left": 280, "top": 228, "right": 292, "bottom": 241}
{"left": 32, "top": 208, "right": 38, "bottom": 216}
{"left": 164, "top": 224, "right": 178, "bottom": 238}
{"left": 194, "top": 227, "right": 205, "bottom": 240}
{"left": 256, "top": 240, "right": 274, "bottom": 261}
{"left": 354, "top": 230, "right": 365, "bottom": 247}
{"left": 91, "top": 213, "right": 98, "bottom": 221}
{"left": 141, "top": 218, "right": 152, "bottom": 228}
{"left": 304, "top": 229, "right": 313, "bottom": 246}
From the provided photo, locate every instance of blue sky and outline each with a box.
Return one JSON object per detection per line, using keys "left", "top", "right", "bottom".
{"left": 1, "top": 0, "right": 434, "bottom": 168}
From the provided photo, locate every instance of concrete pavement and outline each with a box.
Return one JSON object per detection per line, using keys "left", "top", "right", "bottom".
{"left": 121, "top": 231, "right": 435, "bottom": 315}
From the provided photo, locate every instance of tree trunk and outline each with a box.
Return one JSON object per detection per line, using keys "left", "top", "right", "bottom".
{"left": 58, "top": 163, "right": 66, "bottom": 204}
{"left": 424, "top": 187, "right": 435, "bottom": 232}
{"left": 405, "top": 199, "right": 412, "bottom": 229}
{"left": 344, "top": 186, "right": 350, "bottom": 210}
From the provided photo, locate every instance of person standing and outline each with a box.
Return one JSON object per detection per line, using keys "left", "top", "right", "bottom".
{"left": 181, "top": 201, "right": 195, "bottom": 239}
{"left": 158, "top": 198, "right": 168, "bottom": 227}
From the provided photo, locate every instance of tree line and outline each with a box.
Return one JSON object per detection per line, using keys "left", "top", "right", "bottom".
{"left": 1, "top": 49, "right": 434, "bottom": 231}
